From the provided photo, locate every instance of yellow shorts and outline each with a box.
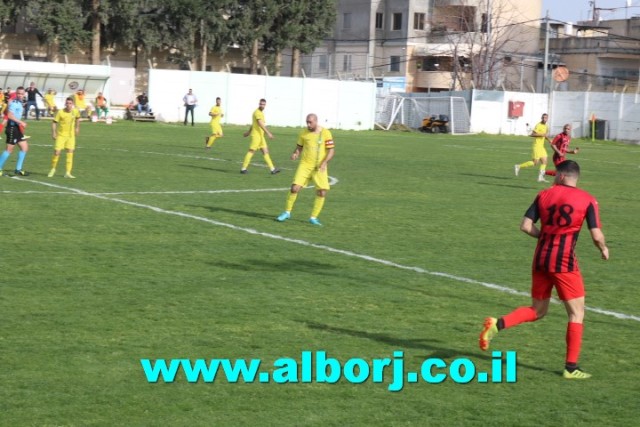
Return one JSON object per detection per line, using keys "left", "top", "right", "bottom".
{"left": 249, "top": 134, "right": 267, "bottom": 151}
{"left": 55, "top": 136, "right": 76, "bottom": 151}
{"left": 293, "top": 163, "right": 330, "bottom": 190}
{"left": 532, "top": 143, "right": 547, "bottom": 160}
{"left": 210, "top": 123, "right": 222, "bottom": 136}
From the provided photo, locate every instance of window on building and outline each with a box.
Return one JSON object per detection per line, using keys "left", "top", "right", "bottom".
{"left": 421, "top": 56, "right": 454, "bottom": 72}
{"left": 318, "top": 55, "right": 328, "bottom": 71}
{"left": 414, "top": 13, "right": 425, "bottom": 30}
{"left": 376, "top": 13, "right": 383, "bottom": 29}
{"left": 392, "top": 13, "right": 402, "bottom": 30}
{"left": 343, "top": 13, "right": 351, "bottom": 30}
{"left": 481, "top": 13, "right": 488, "bottom": 33}
{"left": 231, "top": 67, "right": 250, "bottom": 74}
{"left": 390, "top": 56, "right": 401, "bottom": 72}
{"left": 459, "top": 6, "right": 477, "bottom": 32}
{"left": 343, "top": 54, "right": 352, "bottom": 71}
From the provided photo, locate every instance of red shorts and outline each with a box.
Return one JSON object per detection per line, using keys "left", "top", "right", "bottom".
{"left": 531, "top": 270, "right": 585, "bottom": 301}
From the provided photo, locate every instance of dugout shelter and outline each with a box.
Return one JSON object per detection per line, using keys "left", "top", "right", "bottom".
{"left": 0, "top": 59, "right": 110, "bottom": 115}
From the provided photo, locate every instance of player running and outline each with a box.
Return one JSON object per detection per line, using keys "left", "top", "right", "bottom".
{"left": 515, "top": 113, "right": 551, "bottom": 182}
{"left": 480, "top": 160, "right": 609, "bottom": 379}
{"left": 545, "top": 124, "right": 579, "bottom": 176}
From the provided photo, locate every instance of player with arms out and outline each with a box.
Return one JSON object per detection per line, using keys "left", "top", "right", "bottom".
{"left": 479, "top": 160, "right": 609, "bottom": 379}
{"left": 545, "top": 124, "right": 579, "bottom": 176}
{"left": 48, "top": 97, "right": 81, "bottom": 178}
{"left": 205, "top": 97, "right": 224, "bottom": 149}
{"left": 276, "top": 113, "right": 335, "bottom": 226}
{"left": 515, "top": 113, "right": 551, "bottom": 182}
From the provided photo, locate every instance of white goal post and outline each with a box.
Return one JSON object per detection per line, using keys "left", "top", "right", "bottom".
{"left": 375, "top": 95, "right": 471, "bottom": 134}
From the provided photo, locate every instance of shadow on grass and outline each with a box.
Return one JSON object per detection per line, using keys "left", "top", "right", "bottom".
{"left": 179, "top": 163, "right": 233, "bottom": 174}
{"left": 212, "top": 258, "right": 337, "bottom": 274}
{"left": 194, "top": 204, "right": 275, "bottom": 220}
{"left": 301, "top": 320, "right": 553, "bottom": 375}
{"left": 459, "top": 173, "right": 538, "bottom": 190}
{"left": 459, "top": 173, "right": 512, "bottom": 181}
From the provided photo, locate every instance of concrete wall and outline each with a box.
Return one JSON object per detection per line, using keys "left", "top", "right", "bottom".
{"left": 470, "top": 90, "right": 549, "bottom": 135}
{"left": 147, "top": 69, "right": 377, "bottom": 130}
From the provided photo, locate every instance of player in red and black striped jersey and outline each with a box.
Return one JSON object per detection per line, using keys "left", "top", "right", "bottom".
{"left": 479, "top": 160, "right": 609, "bottom": 379}
{"left": 545, "top": 124, "right": 579, "bottom": 176}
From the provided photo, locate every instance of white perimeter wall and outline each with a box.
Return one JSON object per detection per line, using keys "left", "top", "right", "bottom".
{"left": 470, "top": 90, "right": 550, "bottom": 136}
{"left": 148, "top": 69, "right": 377, "bottom": 130}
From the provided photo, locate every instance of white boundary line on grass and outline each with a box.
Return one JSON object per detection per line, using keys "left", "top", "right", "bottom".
{"left": 11, "top": 177, "right": 640, "bottom": 323}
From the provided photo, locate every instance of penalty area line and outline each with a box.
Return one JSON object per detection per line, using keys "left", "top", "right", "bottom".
{"left": 19, "top": 177, "right": 640, "bottom": 323}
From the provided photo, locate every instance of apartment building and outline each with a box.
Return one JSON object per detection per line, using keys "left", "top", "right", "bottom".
{"left": 547, "top": 17, "right": 640, "bottom": 92}
{"left": 298, "top": 0, "right": 543, "bottom": 92}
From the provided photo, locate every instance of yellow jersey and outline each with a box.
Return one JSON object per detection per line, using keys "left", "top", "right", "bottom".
{"left": 209, "top": 106, "right": 223, "bottom": 125}
{"left": 297, "top": 127, "right": 334, "bottom": 166}
{"left": 54, "top": 108, "right": 80, "bottom": 137}
{"left": 44, "top": 93, "right": 56, "bottom": 108}
{"left": 533, "top": 122, "right": 548, "bottom": 148}
{"left": 250, "top": 108, "right": 265, "bottom": 137}
{"left": 74, "top": 93, "right": 87, "bottom": 109}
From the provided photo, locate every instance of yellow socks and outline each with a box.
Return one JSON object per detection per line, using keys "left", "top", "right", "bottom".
{"left": 66, "top": 152, "right": 74, "bottom": 174}
{"left": 519, "top": 161, "right": 535, "bottom": 169}
{"left": 263, "top": 153, "right": 275, "bottom": 170}
{"left": 242, "top": 152, "right": 254, "bottom": 170}
{"left": 51, "top": 154, "right": 60, "bottom": 169}
{"left": 285, "top": 192, "right": 298, "bottom": 212}
{"left": 311, "top": 195, "right": 326, "bottom": 218}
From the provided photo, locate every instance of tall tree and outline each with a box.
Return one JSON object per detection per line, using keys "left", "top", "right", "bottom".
{"left": 23, "top": 0, "right": 89, "bottom": 56}
{"left": 262, "top": 0, "right": 308, "bottom": 75}
{"left": 288, "top": 0, "right": 336, "bottom": 77}
{"left": 227, "top": 0, "right": 278, "bottom": 74}
{"left": 0, "top": 0, "right": 19, "bottom": 32}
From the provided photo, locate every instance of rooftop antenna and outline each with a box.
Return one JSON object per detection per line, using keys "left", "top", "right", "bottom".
{"left": 589, "top": 1, "right": 600, "bottom": 22}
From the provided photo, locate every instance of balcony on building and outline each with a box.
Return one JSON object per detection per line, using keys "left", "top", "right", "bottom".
{"left": 414, "top": 55, "right": 470, "bottom": 92}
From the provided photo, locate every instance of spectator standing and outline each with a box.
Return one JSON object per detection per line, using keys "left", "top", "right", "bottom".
{"left": 183, "top": 89, "right": 197, "bottom": 126}
{"left": 24, "top": 82, "right": 44, "bottom": 120}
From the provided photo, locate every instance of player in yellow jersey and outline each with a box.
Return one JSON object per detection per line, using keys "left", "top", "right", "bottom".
{"left": 241, "top": 98, "right": 279, "bottom": 174}
{"left": 515, "top": 113, "right": 551, "bottom": 182}
{"left": 205, "top": 97, "right": 224, "bottom": 149}
{"left": 44, "top": 89, "right": 57, "bottom": 117}
{"left": 74, "top": 89, "right": 92, "bottom": 118}
{"left": 0, "top": 89, "right": 5, "bottom": 115}
{"left": 276, "top": 113, "right": 335, "bottom": 226}
{"left": 49, "top": 97, "right": 81, "bottom": 178}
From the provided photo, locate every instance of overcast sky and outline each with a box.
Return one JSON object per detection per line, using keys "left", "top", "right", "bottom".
{"left": 541, "top": 0, "right": 640, "bottom": 23}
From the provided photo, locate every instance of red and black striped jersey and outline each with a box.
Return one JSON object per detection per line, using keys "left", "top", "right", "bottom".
{"left": 524, "top": 184, "right": 602, "bottom": 272}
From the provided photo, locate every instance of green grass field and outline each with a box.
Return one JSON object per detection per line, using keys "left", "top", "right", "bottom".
{"left": 1, "top": 119, "right": 638, "bottom": 426}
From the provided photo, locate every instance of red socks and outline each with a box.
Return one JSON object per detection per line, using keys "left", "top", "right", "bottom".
{"left": 501, "top": 306, "right": 538, "bottom": 329}
{"left": 565, "top": 322, "right": 584, "bottom": 365}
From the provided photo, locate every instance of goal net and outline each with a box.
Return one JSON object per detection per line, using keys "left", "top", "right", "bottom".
{"left": 375, "top": 95, "right": 471, "bottom": 134}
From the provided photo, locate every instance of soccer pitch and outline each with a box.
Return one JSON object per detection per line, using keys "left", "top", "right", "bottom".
{"left": 1, "top": 121, "right": 638, "bottom": 425}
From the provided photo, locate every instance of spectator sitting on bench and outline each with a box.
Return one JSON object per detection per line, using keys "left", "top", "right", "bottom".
{"left": 95, "top": 92, "right": 109, "bottom": 119}
{"left": 136, "top": 92, "right": 150, "bottom": 115}
{"left": 44, "top": 89, "right": 58, "bottom": 117}
{"left": 74, "top": 89, "right": 92, "bottom": 118}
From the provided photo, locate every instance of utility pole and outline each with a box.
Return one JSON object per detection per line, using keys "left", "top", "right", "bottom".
{"left": 543, "top": 10, "right": 550, "bottom": 93}
{"left": 484, "top": 0, "right": 492, "bottom": 89}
